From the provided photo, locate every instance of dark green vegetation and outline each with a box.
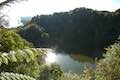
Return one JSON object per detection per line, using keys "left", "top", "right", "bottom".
{"left": 18, "top": 8, "right": 120, "bottom": 57}
{"left": 0, "top": 29, "right": 120, "bottom": 80}
{"left": 0, "top": 28, "right": 63, "bottom": 80}
{"left": 0, "top": 28, "right": 32, "bottom": 52}
{"left": 0, "top": 1, "right": 120, "bottom": 80}
{"left": 17, "top": 23, "right": 49, "bottom": 47}
{"left": 70, "top": 53, "right": 94, "bottom": 63}
{"left": 60, "top": 40, "right": 120, "bottom": 80}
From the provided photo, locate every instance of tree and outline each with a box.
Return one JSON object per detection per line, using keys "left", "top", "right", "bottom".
{"left": 95, "top": 40, "right": 120, "bottom": 80}
{"left": 79, "top": 40, "right": 120, "bottom": 80}
{"left": 0, "top": 0, "right": 27, "bottom": 26}
{"left": 18, "top": 23, "right": 49, "bottom": 47}
{"left": 0, "top": 28, "right": 32, "bottom": 52}
{"left": 28, "top": 8, "right": 120, "bottom": 57}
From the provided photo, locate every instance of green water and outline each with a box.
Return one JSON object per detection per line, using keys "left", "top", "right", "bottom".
{"left": 54, "top": 52, "right": 95, "bottom": 73}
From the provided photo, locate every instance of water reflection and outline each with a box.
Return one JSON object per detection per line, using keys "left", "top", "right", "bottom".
{"left": 56, "top": 53, "right": 95, "bottom": 73}
{"left": 45, "top": 51, "right": 57, "bottom": 64}
{"left": 45, "top": 50, "right": 95, "bottom": 73}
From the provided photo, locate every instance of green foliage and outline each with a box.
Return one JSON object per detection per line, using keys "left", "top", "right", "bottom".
{"left": 60, "top": 41, "right": 120, "bottom": 80}
{"left": 61, "top": 72, "right": 82, "bottom": 80}
{"left": 61, "top": 70, "right": 94, "bottom": 80}
{"left": 0, "top": 48, "right": 48, "bottom": 65}
{"left": 41, "top": 32, "right": 49, "bottom": 39}
{"left": 70, "top": 53, "right": 94, "bottom": 63}
{"left": 0, "top": 28, "right": 63, "bottom": 80}
{"left": 0, "top": 72, "right": 36, "bottom": 80}
{"left": 73, "top": 41, "right": 120, "bottom": 80}
{"left": 0, "top": 29, "right": 32, "bottom": 52}
{"left": 14, "top": 61, "right": 42, "bottom": 78}
{"left": 21, "top": 8, "right": 120, "bottom": 57}
{"left": 38, "top": 63, "right": 63, "bottom": 80}
{"left": 0, "top": 48, "right": 50, "bottom": 78}
{"left": 18, "top": 23, "right": 49, "bottom": 47}
{"left": 94, "top": 41, "right": 120, "bottom": 80}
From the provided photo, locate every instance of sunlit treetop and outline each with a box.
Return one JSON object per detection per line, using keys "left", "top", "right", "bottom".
{"left": 0, "top": 28, "right": 33, "bottom": 52}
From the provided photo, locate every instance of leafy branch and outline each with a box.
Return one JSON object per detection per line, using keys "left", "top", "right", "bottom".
{"left": 0, "top": 72, "right": 36, "bottom": 80}
{"left": 0, "top": 48, "right": 50, "bottom": 66}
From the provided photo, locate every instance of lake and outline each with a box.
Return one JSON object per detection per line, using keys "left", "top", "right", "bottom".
{"left": 45, "top": 50, "right": 95, "bottom": 73}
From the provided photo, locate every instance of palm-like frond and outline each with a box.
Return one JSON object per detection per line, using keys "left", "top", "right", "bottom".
{"left": 0, "top": 0, "right": 27, "bottom": 8}
{"left": 0, "top": 48, "right": 50, "bottom": 65}
{"left": 0, "top": 72, "right": 36, "bottom": 80}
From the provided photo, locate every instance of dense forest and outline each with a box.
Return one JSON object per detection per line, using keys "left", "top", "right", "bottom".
{"left": 18, "top": 8, "right": 120, "bottom": 57}
{"left": 0, "top": 0, "right": 120, "bottom": 80}
{"left": 0, "top": 28, "right": 120, "bottom": 80}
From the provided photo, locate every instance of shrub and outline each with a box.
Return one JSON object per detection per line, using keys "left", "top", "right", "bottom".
{"left": 95, "top": 41, "right": 120, "bottom": 80}
{"left": 38, "top": 63, "right": 63, "bottom": 80}
{"left": 0, "top": 29, "right": 32, "bottom": 52}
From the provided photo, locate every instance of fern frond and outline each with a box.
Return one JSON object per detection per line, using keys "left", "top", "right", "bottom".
{"left": 0, "top": 72, "right": 36, "bottom": 80}
{"left": 0, "top": 0, "right": 27, "bottom": 8}
{"left": 0, "top": 48, "right": 50, "bottom": 65}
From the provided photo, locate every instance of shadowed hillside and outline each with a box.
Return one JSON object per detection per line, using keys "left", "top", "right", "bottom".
{"left": 18, "top": 8, "right": 120, "bottom": 57}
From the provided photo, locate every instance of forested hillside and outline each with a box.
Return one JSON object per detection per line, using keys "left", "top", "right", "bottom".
{"left": 18, "top": 8, "right": 120, "bottom": 57}
{"left": 1, "top": 0, "right": 120, "bottom": 80}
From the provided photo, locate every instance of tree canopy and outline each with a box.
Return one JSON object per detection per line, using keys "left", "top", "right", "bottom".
{"left": 18, "top": 8, "right": 120, "bottom": 57}
{"left": 0, "top": 28, "right": 32, "bottom": 52}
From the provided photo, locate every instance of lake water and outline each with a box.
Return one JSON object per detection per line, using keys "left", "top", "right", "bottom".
{"left": 45, "top": 51, "right": 95, "bottom": 73}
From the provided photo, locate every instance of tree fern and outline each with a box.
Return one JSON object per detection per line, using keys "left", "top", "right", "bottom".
{"left": 0, "top": 48, "right": 50, "bottom": 66}
{"left": 0, "top": 72, "right": 36, "bottom": 80}
{"left": 0, "top": 0, "right": 27, "bottom": 8}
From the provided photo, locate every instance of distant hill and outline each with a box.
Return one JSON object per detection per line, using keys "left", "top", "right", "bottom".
{"left": 18, "top": 8, "right": 120, "bottom": 57}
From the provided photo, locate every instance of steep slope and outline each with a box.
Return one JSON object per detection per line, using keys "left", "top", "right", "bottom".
{"left": 19, "top": 8, "right": 120, "bottom": 57}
